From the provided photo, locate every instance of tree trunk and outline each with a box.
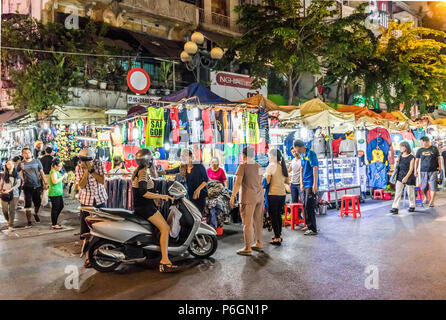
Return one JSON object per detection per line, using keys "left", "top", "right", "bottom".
{"left": 288, "top": 71, "right": 294, "bottom": 105}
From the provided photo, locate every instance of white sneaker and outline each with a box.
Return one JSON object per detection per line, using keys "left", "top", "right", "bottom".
{"left": 301, "top": 226, "right": 308, "bottom": 231}
{"left": 304, "top": 230, "right": 318, "bottom": 236}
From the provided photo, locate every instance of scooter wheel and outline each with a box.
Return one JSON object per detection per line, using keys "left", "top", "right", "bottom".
{"left": 88, "top": 239, "right": 122, "bottom": 272}
{"left": 188, "top": 234, "right": 218, "bottom": 259}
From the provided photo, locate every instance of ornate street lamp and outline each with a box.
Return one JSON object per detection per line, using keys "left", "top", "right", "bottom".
{"left": 180, "top": 31, "right": 223, "bottom": 82}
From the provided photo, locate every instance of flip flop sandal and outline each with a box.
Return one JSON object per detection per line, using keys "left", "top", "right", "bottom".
{"left": 159, "top": 263, "right": 180, "bottom": 273}
{"left": 251, "top": 246, "right": 264, "bottom": 253}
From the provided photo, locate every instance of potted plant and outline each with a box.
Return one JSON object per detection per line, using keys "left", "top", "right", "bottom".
{"left": 159, "top": 61, "right": 173, "bottom": 95}
{"left": 88, "top": 68, "right": 99, "bottom": 89}
{"left": 98, "top": 66, "right": 108, "bottom": 90}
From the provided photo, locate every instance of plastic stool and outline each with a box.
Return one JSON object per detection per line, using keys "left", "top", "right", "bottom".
{"left": 283, "top": 203, "right": 305, "bottom": 230}
{"left": 373, "top": 189, "right": 384, "bottom": 200}
{"left": 340, "top": 195, "right": 361, "bottom": 218}
{"left": 216, "top": 226, "right": 223, "bottom": 236}
{"left": 383, "top": 191, "right": 392, "bottom": 200}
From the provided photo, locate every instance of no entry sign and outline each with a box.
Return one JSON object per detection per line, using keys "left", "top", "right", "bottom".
{"left": 127, "top": 68, "right": 151, "bottom": 94}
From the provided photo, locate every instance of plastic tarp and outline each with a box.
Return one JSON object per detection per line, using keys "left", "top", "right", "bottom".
{"left": 280, "top": 109, "right": 355, "bottom": 133}
{"left": 162, "top": 83, "right": 230, "bottom": 104}
{"left": 236, "top": 94, "right": 287, "bottom": 112}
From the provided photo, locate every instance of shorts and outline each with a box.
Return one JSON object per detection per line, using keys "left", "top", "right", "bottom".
{"left": 421, "top": 171, "right": 439, "bottom": 193}
{"left": 134, "top": 200, "right": 158, "bottom": 220}
{"left": 23, "top": 186, "right": 43, "bottom": 209}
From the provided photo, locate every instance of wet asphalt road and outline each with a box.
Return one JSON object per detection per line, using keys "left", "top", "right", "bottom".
{"left": 1, "top": 194, "right": 446, "bottom": 300}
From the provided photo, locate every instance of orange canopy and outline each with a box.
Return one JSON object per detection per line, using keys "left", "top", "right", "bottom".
{"left": 336, "top": 105, "right": 397, "bottom": 121}
{"left": 235, "top": 94, "right": 300, "bottom": 112}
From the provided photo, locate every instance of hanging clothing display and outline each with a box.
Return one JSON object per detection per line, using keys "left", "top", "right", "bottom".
{"left": 187, "top": 109, "right": 204, "bottom": 144}
{"left": 146, "top": 107, "right": 165, "bottom": 147}
{"left": 367, "top": 127, "right": 391, "bottom": 145}
{"left": 178, "top": 108, "right": 189, "bottom": 144}
{"left": 246, "top": 112, "right": 259, "bottom": 145}
{"left": 214, "top": 110, "right": 225, "bottom": 144}
{"left": 312, "top": 136, "right": 328, "bottom": 158}
{"left": 170, "top": 109, "right": 180, "bottom": 144}
{"left": 202, "top": 109, "right": 213, "bottom": 144}
{"left": 368, "top": 162, "right": 388, "bottom": 189}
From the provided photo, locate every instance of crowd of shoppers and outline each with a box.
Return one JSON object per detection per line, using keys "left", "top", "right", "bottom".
{"left": 3, "top": 134, "right": 445, "bottom": 272}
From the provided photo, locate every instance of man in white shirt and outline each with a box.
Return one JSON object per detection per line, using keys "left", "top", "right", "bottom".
{"left": 288, "top": 146, "right": 302, "bottom": 203}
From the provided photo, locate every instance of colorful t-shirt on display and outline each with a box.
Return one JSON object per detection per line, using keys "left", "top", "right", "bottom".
{"left": 224, "top": 110, "right": 233, "bottom": 143}
{"left": 391, "top": 133, "right": 404, "bottom": 153}
{"left": 170, "top": 108, "right": 180, "bottom": 144}
{"left": 146, "top": 107, "right": 165, "bottom": 147}
{"left": 224, "top": 144, "right": 239, "bottom": 174}
{"left": 231, "top": 111, "right": 243, "bottom": 144}
{"left": 412, "top": 128, "right": 425, "bottom": 140}
{"left": 123, "top": 145, "right": 141, "bottom": 171}
{"left": 163, "top": 109, "right": 173, "bottom": 145}
{"left": 187, "top": 109, "right": 203, "bottom": 144}
{"left": 259, "top": 108, "right": 269, "bottom": 143}
{"left": 202, "top": 109, "right": 213, "bottom": 144}
{"left": 214, "top": 110, "right": 225, "bottom": 144}
{"left": 246, "top": 112, "right": 259, "bottom": 145}
{"left": 178, "top": 108, "right": 189, "bottom": 143}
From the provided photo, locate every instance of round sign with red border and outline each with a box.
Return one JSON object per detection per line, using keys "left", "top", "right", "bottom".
{"left": 127, "top": 68, "right": 151, "bottom": 94}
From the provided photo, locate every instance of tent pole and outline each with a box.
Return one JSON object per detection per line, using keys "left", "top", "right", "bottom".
{"left": 328, "top": 126, "right": 339, "bottom": 209}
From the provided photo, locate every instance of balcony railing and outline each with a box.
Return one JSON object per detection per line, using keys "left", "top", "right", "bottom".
{"left": 120, "top": 0, "right": 197, "bottom": 25}
{"left": 198, "top": 8, "right": 243, "bottom": 34}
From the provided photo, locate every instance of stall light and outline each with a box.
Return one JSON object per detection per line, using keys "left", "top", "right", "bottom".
{"left": 394, "top": 135, "right": 400, "bottom": 143}
{"left": 165, "top": 143, "right": 170, "bottom": 151}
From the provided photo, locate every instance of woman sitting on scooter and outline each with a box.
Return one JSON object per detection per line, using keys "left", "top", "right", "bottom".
{"left": 132, "top": 149, "right": 178, "bottom": 273}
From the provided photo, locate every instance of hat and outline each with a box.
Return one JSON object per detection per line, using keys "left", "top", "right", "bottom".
{"left": 293, "top": 139, "right": 305, "bottom": 148}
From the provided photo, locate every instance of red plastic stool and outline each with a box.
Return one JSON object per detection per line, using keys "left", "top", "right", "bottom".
{"left": 340, "top": 195, "right": 361, "bottom": 218}
{"left": 373, "top": 189, "right": 384, "bottom": 200}
{"left": 216, "top": 226, "right": 223, "bottom": 236}
{"left": 383, "top": 191, "right": 392, "bottom": 200}
{"left": 416, "top": 185, "right": 431, "bottom": 202}
{"left": 283, "top": 203, "right": 305, "bottom": 230}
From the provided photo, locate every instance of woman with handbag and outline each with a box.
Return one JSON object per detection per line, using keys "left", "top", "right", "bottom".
{"left": 1, "top": 160, "right": 20, "bottom": 231}
{"left": 390, "top": 141, "right": 416, "bottom": 214}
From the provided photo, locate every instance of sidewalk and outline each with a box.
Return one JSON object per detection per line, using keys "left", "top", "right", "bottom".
{"left": 0, "top": 196, "right": 81, "bottom": 240}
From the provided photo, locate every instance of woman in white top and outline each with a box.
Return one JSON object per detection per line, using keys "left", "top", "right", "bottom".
{"left": 265, "top": 149, "right": 290, "bottom": 246}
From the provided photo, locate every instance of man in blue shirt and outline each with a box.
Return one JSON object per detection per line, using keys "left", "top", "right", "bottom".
{"left": 294, "top": 140, "right": 319, "bottom": 235}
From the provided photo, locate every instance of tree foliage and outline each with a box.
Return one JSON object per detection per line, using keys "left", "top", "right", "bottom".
{"left": 224, "top": 0, "right": 341, "bottom": 104}
{"left": 1, "top": 15, "right": 110, "bottom": 113}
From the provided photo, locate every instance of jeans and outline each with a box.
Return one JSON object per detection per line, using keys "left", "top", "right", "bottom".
{"left": 49, "top": 196, "right": 64, "bottom": 226}
{"left": 303, "top": 188, "right": 317, "bottom": 233}
{"left": 268, "top": 195, "right": 286, "bottom": 238}
{"left": 1, "top": 198, "right": 18, "bottom": 227}
{"left": 80, "top": 200, "right": 106, "bottom": 238}
{"left": 290, "top": 184, "right": 303, "bottom": 203}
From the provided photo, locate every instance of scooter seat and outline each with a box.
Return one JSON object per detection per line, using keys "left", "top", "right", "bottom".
{"left": 100, "top": 208, "right": 133, "bottom": 215}
{"left": 99, "top": 208, "right": 150, "bottom": 226}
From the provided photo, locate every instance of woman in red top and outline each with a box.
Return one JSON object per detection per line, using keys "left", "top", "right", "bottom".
{"left": 207, "top": 157, "right": 228, "bottom": 188}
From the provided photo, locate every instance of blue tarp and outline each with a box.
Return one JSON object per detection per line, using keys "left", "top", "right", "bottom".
{"left": 161, "top": 83, "right": 230, "bottom": 104}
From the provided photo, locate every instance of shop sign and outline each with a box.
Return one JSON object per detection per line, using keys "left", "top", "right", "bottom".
{"left": 127, "top": 95, "right": 160, "bottom": 104}
{"left": 210, "top": 71, "right": 267, "bottom": 101}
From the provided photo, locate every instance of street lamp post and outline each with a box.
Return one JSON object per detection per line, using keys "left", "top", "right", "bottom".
{"left": 180, "top": 31, "right": 223, "bottom": 83}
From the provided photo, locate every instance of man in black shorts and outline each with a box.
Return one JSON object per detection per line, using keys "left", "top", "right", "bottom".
{"left": 19, "top": 148, "right": 48, "bottom": 228}
{"left": 415, "top": 136, "right": 442, "bottom": 207}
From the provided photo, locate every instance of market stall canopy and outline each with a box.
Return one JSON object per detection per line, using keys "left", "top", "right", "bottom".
{"left": 337, "top": 105, "right": 398, "bottom": 122}
{"left": 40, "top": 106, "right": 107, "bottom": 124}
{"left": 0, "top": 110, "right": 27, "bottom": 124}
{"left": 270, "top": 98, "right": 333, "bottom": 121}
{"left": 299, "top": 98, "right": 333, "bottom": 115}
{"left": 235, "top": 94, "right": 300, "bottom": 112}
{"left": 162, "top": 83, "right": 230, "bottom": 104}
{"left": 280, "top": 108, "right": 355, "bottom": 133}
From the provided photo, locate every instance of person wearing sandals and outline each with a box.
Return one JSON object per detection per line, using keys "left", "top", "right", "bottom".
{"left": 132, "top": 149, "right": 178, "bottom": 273}
{"left": 390, "top": 141, "right": 416, "bottom": 214}
{"left": 415, "top": 136, "right": 442, "bottom": 208}
{"left": 230, "top": 147, "right": 264, "bottom": 256}
{"left": 265, "top": 149, "right": 290, "bottom": 246}
{"left": 48, "top": 159, "right": 67, "bottom": 229}
{"left": 1, "top": 160, "right": 20, "bottom": 231}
